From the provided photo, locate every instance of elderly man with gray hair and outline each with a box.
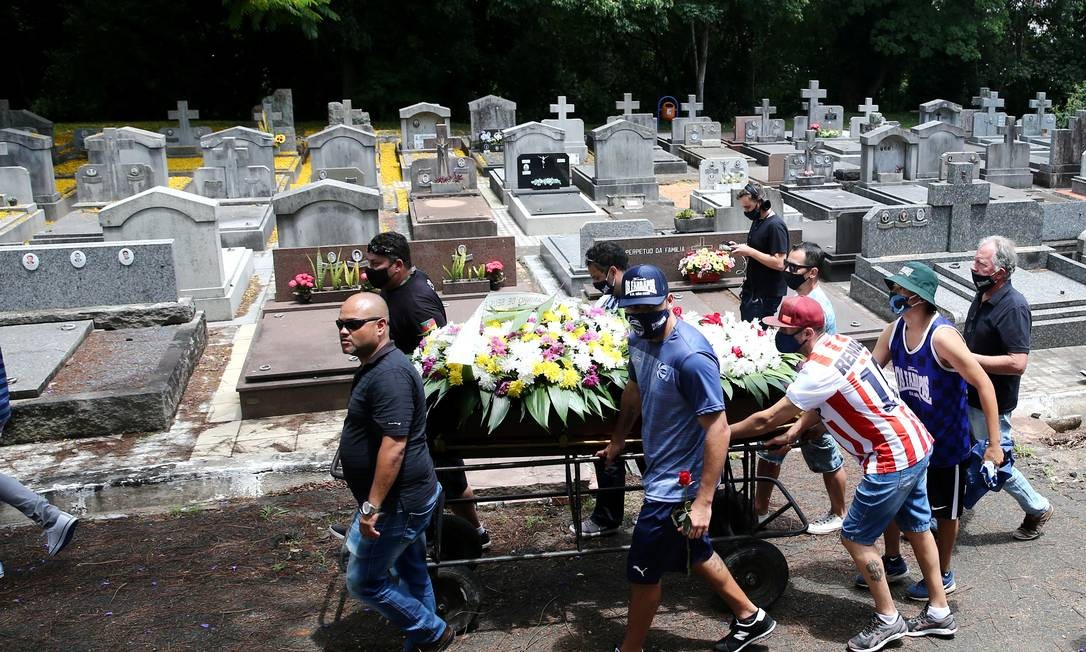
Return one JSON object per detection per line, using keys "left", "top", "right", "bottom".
{"left": 963, "top": 236, "right": 1054, "bottom": 541}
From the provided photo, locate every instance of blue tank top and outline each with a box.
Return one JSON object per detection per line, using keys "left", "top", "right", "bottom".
{"left": 889, "top": 315, "right": 971, "bottom": 467}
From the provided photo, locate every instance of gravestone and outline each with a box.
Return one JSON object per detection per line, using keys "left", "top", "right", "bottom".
{"left": 253, "top": 88, "right": 297, "bottom": 154}
{"left": 76, "top": 127, "right": 169, "bottom": 205}
{"left": 468, "top": 95, "right": 517, "bottom": 150}
{"left": 0, "top": 166, "right": 34, "bottom": 205}
{"left": 784, "top": 130, "right": 834, "bottom": 187}
{"left": 801, "top": 80, "right": 827, "bottom": 125}
{"left": 689, "top": 157, "right": 749, "bottom": 215}
{"left": 684, "top": 121, "right": 722, "bottom": 148}
{"left": 99, "top": 187, "right": 254, "bottom": 321}
{"left": 307, "top": 124, "right": 378, "bottom": 189}
{"left": 849, "top": 98, "right": 880, "bottom": 138}
{"left": 272, "top": 179, "right": 381, "bottom": 248}
{"left": 939, "top": 151, "right": 982, "bottom": 181}
{"left": 539, "top": 218, "right": 656, "bottom": 294}
{"left": 192, "top": 127, "right": 276, "bottom": 199}
{"left": 608, "top": 93, "right": 655, "bottom": 130}
{"left": 399, "top": 102, "right": 451, "bottom": 151}
{"left": 796, "top": 80, "right": 844, "bottom": 133}
{"left": 1020, "top": 91, "right": 1056, "bottom": 138}
{"left": 1032, "top": 110, "right": 1086, "bottom": 187}
{"left": 157, "top": 100, "right": 211, "bottom": 150}
{"left": 0, "top": 128, "right": 60, "bottom": 216}
{"left": 912, "top": 121, "right": 966, "bottom": 179}
{"left": 501, "top": 122, "right": 569, "bottom": 192}
{"left": 541, "top": 96, "right": 587, "bottom": 164}
{"left": 859, "top": 124, "right": 919, "bottom": 183}
{"left": 0, "top": 240, "right": 178, "bottom": 311}
{"left": 0, "top": 167, "right": 45, "bottom": 243}
{"left": 573, "top": 119, "right": 658, "bottom": 201}
{"left": 750, "top": 98, "right": 786, "bottom": 143}
{"left": 982, "top": 116, "right": 1032, "bottom": 189}
{"left": 667, "top": 94, "right": 709, "bottom": 145}
{"left": 0, "top": 100, "right": 53, "bottom": 139}
{"left": 971, "top": 88, "right": 1006, "bottom": 139}
{"left": 409, "top": 123, "right": 477, "bottom": 194}
{"left": 1072, "top": 151, "right": 1086, "bottom": 196}
{"left": 919, "top": 99, "right": 963, "bottom": 127}
{"left": 327, "top": 99, "right": 372, "bottom": 129}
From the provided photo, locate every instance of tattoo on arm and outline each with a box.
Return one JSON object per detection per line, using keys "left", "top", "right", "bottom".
{"left": 865, "top": 559, "right": 884, "bottom": 583}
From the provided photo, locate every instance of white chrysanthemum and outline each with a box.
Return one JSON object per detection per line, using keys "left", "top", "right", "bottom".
{"left": 476, "top": 370, "right": 497, "bottom": 392}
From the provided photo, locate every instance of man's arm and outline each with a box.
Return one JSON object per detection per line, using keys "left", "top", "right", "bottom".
{"left": 598, "top": 379, "right": 641, "bottom": 464}
{"left": 685, "top": 410, "right": 730, "bottom": 538}
{"left": 359, "top": 369, "right": 417, "bottom": 538}
{"left": 764, "top": 409, "right": 821, "bottom": 454}
{"left": 973, "top": 351, "right": 1028, "bottom": 376}
{"left": 871, "top": 322, "right": 895, "bottom": 368}
{"left": 731, "top": 245, "right": 786, "bottom": 271}
{"left": 934, "top": 329, "right": 1005, "bottom": 465}
{"left": 973, "top": 304, "right": 1030, "bottom": 376}
{"left": 729, "top": 395, "right": 805, "bottom": 441}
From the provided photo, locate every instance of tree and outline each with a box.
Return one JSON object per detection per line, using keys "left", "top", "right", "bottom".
{"left": 223, "top": 0, "right": 338, "bottom": 39}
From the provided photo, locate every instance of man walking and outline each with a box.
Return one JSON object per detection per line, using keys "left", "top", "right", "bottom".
{"left": 336, "top": 292, "right": 453, "bottom": 651}
{"left": 601, "top": 265, "right": 776, "bottom": 652}
{"left": 731, "top": 296, "right": 954, "bottom": 650}
{"left": 730, "top": 183, "right": 789, "bottom": 323}
{"left": 0, "top": 345, "right": 79, "bottom": 579}
{"left": 964, "top": 236, "right": 1053, "bottom": 540}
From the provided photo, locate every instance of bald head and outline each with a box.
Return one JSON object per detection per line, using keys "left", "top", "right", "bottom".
{"left": 341, "top": 291, "right": 389, "bottom": 320}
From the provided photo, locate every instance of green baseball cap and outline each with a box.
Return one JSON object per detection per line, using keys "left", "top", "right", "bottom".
{"left": 884, "top": 261, "right": 938, "bottom": 305}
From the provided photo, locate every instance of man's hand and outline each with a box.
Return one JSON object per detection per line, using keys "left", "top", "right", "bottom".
{"left": 730, "top": 243, "right": 755, "bottom": 258}
{"left": 595, "top": 441, "right": 624, "bottom": 466}
{"left": 683, "top": 498, "right": 712, "bottom": 539}
{"left": 983, "top": 443, "right": 1005, "bottom": 466}
{"left": 360, "top": 512, "right": 381, "bottom": 539}
{"left": 765, "top": 431, "right": 795, "bottom": 456}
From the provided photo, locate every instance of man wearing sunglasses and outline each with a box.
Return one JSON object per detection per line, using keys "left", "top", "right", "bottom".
{"left": 336, "top": 292, "right": 454, "bottom": 651}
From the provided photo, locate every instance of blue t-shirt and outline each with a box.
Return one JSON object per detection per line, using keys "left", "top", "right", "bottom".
{"left": 0, "top": 347, "right": 10, "bottom": 432}
{"left": 628, "top": 319, "right": 726, "bottom": 502}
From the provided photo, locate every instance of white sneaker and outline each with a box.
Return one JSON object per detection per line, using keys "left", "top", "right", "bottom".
{"left": 806, "top": 511, "right": 843, "bottom": 535}
{"left": 757, "top": 511, "right": 771, "bottom": 524}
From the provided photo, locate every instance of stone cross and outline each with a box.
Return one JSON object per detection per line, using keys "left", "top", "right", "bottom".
{"left": 213, "top": 137, "right": 252, "bottom": 197}
{"left": 801, "top": 80, "right": 827, "bottom": 122}
{"left": 681, "top": 94, "right": 703, "bottom": 118}
{"left": 758, "top": 98, "right": 776, "bottom": 123}
{"left": 858, "top": 97, "right": 879, "bottom": 118}
{"left": 980, "top": 91, "right": 1005, "bottom": 118}
{"left": 972, "top": 87, "right": 992, "bottom": 109}
{"left": 616, "top": 93, "right": 640, "bottom": 116}
{"left": 1029, "top": 91, "right": 1052, "bottom": 120}
{"left": 167, "top": 100, "right": 199, "bottom": 132}
{"left": 549, "top": 96, "right": 575, "bottom": 121}
{"left": 929, "top": 160, "right": 990, "bottom": 250}
{"left": 999, "top": 115, "right": 1018, "bottom": 145}
{"left": 796, "top": 129, "right": 822, "bottom": 176}
{"left": 341, "top": 98, "right": 354, "bottom": 116}
{"left": 434, "top": 123, "right": 451, "bottom": 179}
{"left": 253, "top": 101, "right": 283, "bottom": 129}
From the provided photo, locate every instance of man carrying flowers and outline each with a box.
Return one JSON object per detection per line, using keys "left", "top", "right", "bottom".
{"left": 601, "top": 264, "right": 776, "bottom": 652}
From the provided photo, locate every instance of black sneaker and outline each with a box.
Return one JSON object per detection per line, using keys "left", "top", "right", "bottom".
{"left": 847, "top": 612, "right": 907, "bottom": 652}
{"left": 329, "top": 523, "right": 348, "bottom": 540}
{"left": 712, "top": 608, "right": 776, "bottom": 652}
{"left": 417, "top": 623, "right": 455, "bottom": 651}
{"left": 479, "top": 528, "right": 492, "bottom": 550}
{"left": 905, "top": 603, "right": 957, "bottom": 637}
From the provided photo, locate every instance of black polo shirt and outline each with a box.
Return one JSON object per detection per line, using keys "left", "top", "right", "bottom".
{"left": 339, "top": 342, "right": 437, "bottom": 511}
{"left": 382, "top": 268, "right": 448, "bottom": 355}
{"left": 742, "top": 212, "right": 789, "bottom": 299}
{"left": 963, "top": 282, "right": 1031, "bottom": 413}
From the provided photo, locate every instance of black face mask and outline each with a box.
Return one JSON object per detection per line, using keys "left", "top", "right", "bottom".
{"left": 366, "top": 266, "right": 391, "bottom": 288}
{"left": 784, "top": 271, "right": 808, "bottom": 291}
{"left": 744, "top": 209, "right": 761, "bottom": 221}
{"left": 971, "top": 271, "right": 996, "bottom": 293}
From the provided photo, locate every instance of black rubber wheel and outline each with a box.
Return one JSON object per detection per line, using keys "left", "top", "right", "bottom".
{"left": 708, "top": 485, "right": 755, "bottom": 538}
{"left": 433, "top": 515, "right": 484, "bottom": 562}
{"left": 714, "top": 538, "right": 789, "bottom": 609}
{"left": 431, "top": 566, "right": 481, "bottom": 634}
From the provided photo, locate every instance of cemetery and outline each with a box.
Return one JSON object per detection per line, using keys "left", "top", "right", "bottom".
{"left": 3, "top": 2, "right": 1086, "bottom": 649}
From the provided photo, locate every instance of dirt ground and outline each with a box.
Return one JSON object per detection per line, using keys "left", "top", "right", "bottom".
{"left": 2, "top": 435, "right": 1085, "bottom": 651}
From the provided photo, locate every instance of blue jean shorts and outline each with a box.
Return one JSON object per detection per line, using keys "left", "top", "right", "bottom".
{"left": 758, "top": 432, "right": 844, "bottom": 474}
{"left": 627, "top": 500, "right": 714, "bottom": 584}
{"left": 842, "top": 455, "right": 932, "bottom": 546}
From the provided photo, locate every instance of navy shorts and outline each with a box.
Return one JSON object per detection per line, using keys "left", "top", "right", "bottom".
{"left": 627, "top": 500, "right": 714, "bottom": 584}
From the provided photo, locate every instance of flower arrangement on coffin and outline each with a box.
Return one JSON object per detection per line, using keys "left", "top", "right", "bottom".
{"left": 678, "top": 248, "right": 736, "bottom": 284}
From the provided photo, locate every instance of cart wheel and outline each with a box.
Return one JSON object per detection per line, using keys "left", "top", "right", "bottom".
{"left": 435, "top": 515, "right": 484, "bottom": 562}
{"left": 715, "top": 538, "right": 789, "bottom": 609}
{"left": 431, "top": 566, "right": 481, "bottom": 634}
{"left": 709, "top": 486, "right": 755, "bottom": 538}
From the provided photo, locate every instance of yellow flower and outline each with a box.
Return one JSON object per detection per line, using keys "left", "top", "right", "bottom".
{"left": 600, "top": 332, "right": 614, "bottom": 348}
{"left": 541, "top": 310, "right": 559, "bottom": 323}
{"left": 532, "top": 361, "right": 562, "bottom": 383}
{"left": 507, "top": 380, "right": 526, "bottom": 398}
{"left": 557, "top": 304, "right": 570, "bottom": 317}
{"left": 521, "top": 333, "right": 539, "bottom": 342}
{"left": 448, "top": 363, "right": 463, "bottom": 386}
{"left": 573, "top": 326, "right": 587, "bottom": 339}
{"left": 560, "top": 369, "right": 580, "bottom": 389}
{"left": 486, "top": 319, "right": 502, "bottom": 329}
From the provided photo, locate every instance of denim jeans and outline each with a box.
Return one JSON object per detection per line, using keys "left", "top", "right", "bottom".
{"left": 842, "top": 454, "right": 931, "bottom": 546}
{"left": 967, "top": 407, "right": 1050, "bottom": 516}
{"left": 345, "top": 485, "right": 446, "bottom": 647}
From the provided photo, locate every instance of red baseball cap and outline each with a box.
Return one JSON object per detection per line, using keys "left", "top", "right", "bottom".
{"left": 762, "top": 295, "right": 825, "bottom": 330}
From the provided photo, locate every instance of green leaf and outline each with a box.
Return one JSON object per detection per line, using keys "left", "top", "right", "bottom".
{"left": 458, "top": 390, "right": 480, "bottom": 428}
{"left": 548, "top": 384, "right": 569, "bottom": 426}
{"left": 479, "top": 389, "right": 492, "bottom": 419}
{"left": 597, "top": 390, "right": 616, "bottom": 411}
{"left": 721, "top": 379, "right": 735, "bottom": 400}
{"left": 568, "top": 390, "right": 586, "bottom": 419}
{"left": 742, "top": 375, "right": 766, "bottom": 404}
{"left": 748, "top": 373, "right": 770, "bottom": 401}
{"left": 487, "top": 395, "right": 511, "bottom": 434}
{"left": 584, "top": 390, "right": 602, "bottom": 417}
{"left": 526, "top": 388, "right": 550, "bottom": 430}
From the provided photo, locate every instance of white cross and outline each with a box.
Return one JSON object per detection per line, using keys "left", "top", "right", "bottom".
{"left": 615, "top": 93, "right": 640, "bottom": 116}
{"left": 681, "top": 94, "right": 703, "bottom": 118}
{"left": 167, "top": 100, "right": 199, "bottom": 131}
{"left": 1029, "top": 91, "right": 1052, "bottom": 118}
{"left": 998, "top": 115, "right": 1018, "bottom": 146}
{"left": 801, "top": 80, "right": 827, "bottom": 121}
{"left": 798, "top": 129, "right": 822, "bottom": 175}
{"left": 981, "top": 91, "right": 1005, "bottom": 117}
{"left": 550, "top": 96, "right": 575, "bottom": 120}
{"left": 858, "top": 97, "right": 878, "bottom": 117}
{"left": 971, "top": 87, "right": 992, "bottom": 109}
{"left": 757, "top": 98, "right": 776, "bottom": 122}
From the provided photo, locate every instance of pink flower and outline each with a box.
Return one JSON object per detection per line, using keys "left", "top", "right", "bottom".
{"left": 564, "top": 322, "right": 577, "bottom": 332}
{"left": 672, "top": 306, "right": 683, "bottom": 320}
{"left": 582, "top": 374, "right": 600, "bottom": 388}
{"left": 731, "top": 346, "right": 744, "bottom": 358}
{"left": 288, "top": 280, "right": 297, "bottom": 288}
{"left": 587, "top": 306, "right": 604, "bottom": 318}
{"left": 495, "top": 381, "right": 511, "bottom": 397}
{"left": 489, "top": 337, "right": 508, "bottom": 356}
{"left": 699, "top": 313, "right": 723, "bottom": 326}
{"left": 485, "top": 260, "right": 504, "bottom": 273}
{"left": 757, "top": 329, "right": 766, "bottom": 337}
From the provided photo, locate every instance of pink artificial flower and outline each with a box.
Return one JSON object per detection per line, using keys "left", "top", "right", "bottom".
{"left": 288, "top": 280, "right": 297, "bottom": 288}
{"left": 582, "top": 373, "right": 600, "bottom": 388}
{"left": 495, "top": 381, "right": 511, "bottom": 397}
{"left": 731, "top": 346, "right": 744, "bottom": 358}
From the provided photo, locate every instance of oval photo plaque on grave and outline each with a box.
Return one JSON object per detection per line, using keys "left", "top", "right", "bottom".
{"left": 352, "top": 249, "right": 364, "bottom": 262}
{"left": 22, "top": 252, "right": 40, "bottom": 271}
{"left": 70, "top": 250, "right": 87, "bottom": 269}
{"left": 118, "top": 248, "right": 135, "bottom": 266}
{"left": 326, "top": 251, "right": 337, "bottom": 263}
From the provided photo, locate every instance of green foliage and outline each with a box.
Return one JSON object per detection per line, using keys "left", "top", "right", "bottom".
{"left": 675, "top": 208, "right": 696, "bottom": 219}
{"left": 1056, "top": 81, "right": 1086, "bottom": 127}
{"left": 224, "top": 0, "right": 338, "bottom": 39}
{"left": 703, "top": 207, "right": 715, "bottom": 218}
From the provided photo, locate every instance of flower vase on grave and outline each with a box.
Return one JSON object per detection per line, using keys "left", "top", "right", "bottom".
{"left": 686, "top": 272, "right": 722, "bottom": 284}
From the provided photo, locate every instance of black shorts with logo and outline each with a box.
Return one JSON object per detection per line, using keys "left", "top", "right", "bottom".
{"left": 927, "top": 461, "right": 969, "bottom": 521}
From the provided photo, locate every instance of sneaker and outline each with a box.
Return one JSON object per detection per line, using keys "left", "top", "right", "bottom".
{"left": 854, "top": 554, "right": 909, "bottom": 589}
{"left": 329, "top": 523, "right": 348, "bottom": 540}
{"left": 44, "top": 512, "right": 79, "bottom": 557}
{"left": 756, "top": 511, "right": 770, "bottom": 525}
{"left": 417, "top": 623, "right": 455, "bottom": 651}
{"left": 712, "top": 608, "right": 776, "bottom": 652}
{"left": 905, "top": 570, "right": 956, "bottom": 601}
{"left": 478, "top": 528, "right": 492, "bottom": 550}
{"left": 568, "top": 518, "right": 619, "bottom": 538}
{"left": 905, "top": 604, "right": 958, "bottom": 637}
{"left": 1013, "top": 506, "right": 1054, "bottom": 541}
{"left": 847, "top": 612, "right": 907, "bottom": 652}
{"left": 806, "top": 511, "right": 844, "bottom": 535}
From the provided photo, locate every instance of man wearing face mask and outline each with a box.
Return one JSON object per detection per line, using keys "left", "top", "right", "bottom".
{"left": 730, "top": 183, "right": 789, "bottom": 324}
{"left": 730, "top": 296, "right": 954, "bottom": 651}
{"left": 755, "top": 242, "right": 847, "bottom": 536}
{"left": 601, "top": 264, "right": 777, "bottom": 652}
{"left": 585, "top": 241, "right": 627, "bottom": 312}
{"left": 963, "top": 236, "right": 1053, "bottom": 541}
{"left": 867, "top": 261, "right": 1003, "bottom": 605}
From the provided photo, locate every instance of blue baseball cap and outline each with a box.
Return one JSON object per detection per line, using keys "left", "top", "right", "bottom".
{"left": 617, "top": 264, "right": 669, "bottom": 308}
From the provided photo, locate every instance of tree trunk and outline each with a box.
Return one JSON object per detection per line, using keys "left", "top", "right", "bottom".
{"left": 696, "top": 24, "right": 709, "bottom": 102}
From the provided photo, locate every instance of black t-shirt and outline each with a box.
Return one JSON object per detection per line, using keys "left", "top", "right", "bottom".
{"left": 339, "top": 342, "right": 438, "bottom": 511}
{"left": 963, "top": 282, "right": 1031, "bottom": 413}
{"left": 382, "top": 269, "right": 448, "bottom": 355}
{"left": 742, "top": 213, "right": 789, "bottom": 298}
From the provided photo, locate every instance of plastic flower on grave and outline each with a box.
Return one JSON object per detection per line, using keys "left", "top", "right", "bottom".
{"left": 678, "top": 248, "right": 736, "bottom": 279}
{"left": 274, "top": 134, "right": 287, "bottom": 145}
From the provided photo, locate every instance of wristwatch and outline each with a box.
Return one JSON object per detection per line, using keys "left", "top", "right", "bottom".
{"left": 361, "top": 501, "right": 380, "bottom": 516}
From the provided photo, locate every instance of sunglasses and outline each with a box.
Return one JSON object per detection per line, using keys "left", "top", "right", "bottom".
{"left": 784, "top": 262, "right": 813, "bottom": 274}
{"left": 367, "top": 243, "right": 400, "bottom": 260}
{"left": 336, "top": 317, "right": 382, "bottom": 332}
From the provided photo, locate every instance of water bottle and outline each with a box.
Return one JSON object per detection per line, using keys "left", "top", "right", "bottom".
{"left": 981, "top": 460, "right": 998, "bottom": 489}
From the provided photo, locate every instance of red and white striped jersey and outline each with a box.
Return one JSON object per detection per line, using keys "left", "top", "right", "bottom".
{"left": 786, "top": 333, "right": 933, "bottom": 475}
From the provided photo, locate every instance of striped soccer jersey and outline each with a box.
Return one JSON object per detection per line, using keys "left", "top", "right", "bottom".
{"left": 786, "top": 333, "right": 933, "bottom": 475}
